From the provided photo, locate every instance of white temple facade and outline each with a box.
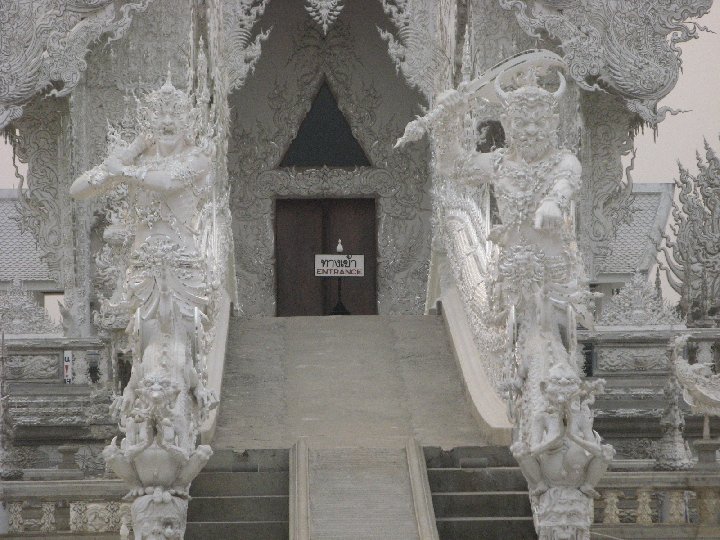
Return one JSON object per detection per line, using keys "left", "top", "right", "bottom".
{"left": 1, "top": 1, "right": 720, "bottom": 539}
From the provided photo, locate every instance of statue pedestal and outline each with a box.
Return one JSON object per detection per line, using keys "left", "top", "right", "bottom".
{"left": 694, "top": 439, "right": 720, "bottom": 469}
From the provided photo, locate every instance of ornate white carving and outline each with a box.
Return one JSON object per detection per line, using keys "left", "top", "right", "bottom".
{"left": 599, "top": 271, "right": 681, "bottom": 326}
{"left": 0, "top": 279, "right": 61, "bottom": 335}
{"left": 70, "top": 68, "right": 229, "bottom": 536}
{"left": 661, "top": 137, "right": 720, "bottom": 327}
{"left": 306, "top": 0, "right": 344, "bottom": 35}
{"left": 0, "top": 0, "right": 154, "bottom": 128}
{"left": 222, "top": 0, "right": 271, "bottom": 92}
{"left": 499, "top": 0, "right": 713, "bottom": 124}
{"left": 398, "top": 53, "right": 613, "bottom": 539}
{"left": 377, "top": 0, "right": 455, "bottom": 102}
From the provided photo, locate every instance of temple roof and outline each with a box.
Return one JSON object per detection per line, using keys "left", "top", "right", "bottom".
{"left": 596, "top": 183, "right": 674, "bottom": 278}
{"left": 0, "top": 190, "right": 54, "bottom": 284}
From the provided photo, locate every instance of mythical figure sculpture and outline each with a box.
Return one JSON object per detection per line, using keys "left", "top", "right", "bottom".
{"left": 673, "top": 335, "right": 720, "bottom": 468}
{"left": 70, "top": 73, "right": 219, "bottom": 539}
{"left": 479, "top": 68, "right": 611, "bottom": 540}
{"left": 397, "top": 53, "right": 613, "bottom": 539}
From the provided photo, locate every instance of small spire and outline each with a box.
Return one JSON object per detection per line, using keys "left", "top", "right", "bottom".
{"left": 162, "top": 65, "right": 174, "bottom": 91}
{"left": 655, "top": 267, "right": 663, "bottom": 301}
{"left": 336, "top": 239, "right": 343, "bottom": 253}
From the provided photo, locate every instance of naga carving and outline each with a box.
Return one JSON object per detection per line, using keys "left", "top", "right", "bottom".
{"left": 499, "top": 0, "right": 713, "bottom": 124}
{"left": 397, "top": 51, "right": 613, "bottom": 539}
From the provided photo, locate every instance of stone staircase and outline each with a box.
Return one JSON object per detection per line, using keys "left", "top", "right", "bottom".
{"left": 186, "top": 449, "right": 289, "bottom": 540}
{"left": 425, "top": 446, "right": 536, "bottom": 540}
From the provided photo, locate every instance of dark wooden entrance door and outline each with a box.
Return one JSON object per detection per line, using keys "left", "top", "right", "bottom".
{"left": 275, "top": 198, "right": 377, "bottom": 316}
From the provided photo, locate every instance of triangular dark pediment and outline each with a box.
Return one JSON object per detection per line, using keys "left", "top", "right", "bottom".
{"left": 280, "top": 81, "right": 371, "bottom": 167}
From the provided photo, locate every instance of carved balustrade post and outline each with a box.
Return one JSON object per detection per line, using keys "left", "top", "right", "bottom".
{"left": 663, "top": 490, "right": 687, "bottom": 524}
{"left": 635, "top": 488, "right": 653, "bottom": 525}
{"left": 697, "top": 488, "right": 720, "bottom": 525}
{"left": 602, "top": 490, "right": 621, "bottom": 524}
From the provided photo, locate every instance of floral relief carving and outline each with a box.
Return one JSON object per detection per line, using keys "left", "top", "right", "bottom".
{"left": 5, "top": 355, "right": 60, "bottom": 380}
{"left": 596, "top": 348, "right": 669, "bottom": 374}
{"left": 70, "top": 501, "right": 123, "bottom": 533}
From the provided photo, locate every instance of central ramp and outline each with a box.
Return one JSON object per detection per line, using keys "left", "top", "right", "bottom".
{"left": 214, "top": 314, "right": 484, "bottom": 449}
{"left": 308, "top": 447, "right": 421, "bottom": 539}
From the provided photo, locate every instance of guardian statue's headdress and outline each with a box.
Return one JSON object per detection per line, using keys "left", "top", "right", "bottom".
{"left": 494, "top": 68, "right": 566, "bottom": 115}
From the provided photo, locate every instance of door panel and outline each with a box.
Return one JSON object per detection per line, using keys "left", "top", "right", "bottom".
{"left": 323, "top": 199, "right": 377, "bottom": 315}
{"left": 275, "top": 198, "right": 377, "bottom": 316}
{"left": 275, "top": 199, "right": 324, "bottom": 316}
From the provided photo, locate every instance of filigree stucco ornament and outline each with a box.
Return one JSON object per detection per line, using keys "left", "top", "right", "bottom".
{"left": 0, "top": 0, "right": 154, "bottom": 128}
{"left": 661, "top": 137, "right": 720, "bottom": 327}
{"left": 70, "top": 70, "right": 227, "bottom": 538}
{"left": 499, "top": 0, "right": 712, "bottom": 124}
{"left": 598, "top": 271, "right": 682, "bottom": 327}
{"left": 305, "top": 0, "right": 344, "bottom": 35}
{"left": 398, "top": 55, "right": 612, "bottom": 539}
{"left": 0, "top": 278, "right": 61, "bottom": 335}
{"left": 377, "top": 0, "right": 455, "bottom": 103}
{"left": 222, "top": 0, "right": 272, "bottom": 92}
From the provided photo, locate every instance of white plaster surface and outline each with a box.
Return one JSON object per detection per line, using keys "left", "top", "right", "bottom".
{"left": 213, "top": 315, "right": 485, "bottom": 449}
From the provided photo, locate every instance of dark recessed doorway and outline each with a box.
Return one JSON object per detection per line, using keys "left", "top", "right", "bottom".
{"left": 275, "top": 198, "right": 377, "bottom": 316}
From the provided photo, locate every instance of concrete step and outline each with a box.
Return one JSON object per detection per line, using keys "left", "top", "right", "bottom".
{"left": 188, "top": 495, "right": 289, "bottom": 522}
{"left": 185, "top": 521, "right": 288, "bottom": 540}
{"left": 186, "top": 449, "right": 290, "bottom": 538}
{"left": 190, "top": 471, "right": 289, "bottom": 496}
{"left": 203, "top": 448, "right": 290, "bottom": 472}
{"left": 432, "top": 492, "right": 531, "bottom": 518}
{"left": 436, "top": 516, "right": 536, "bottom": 540}
{"left": 427, "top": 467, "right": 528, "bottom": 492}
{"left": 425, "top": 445, "right": 517, "bottom": 468}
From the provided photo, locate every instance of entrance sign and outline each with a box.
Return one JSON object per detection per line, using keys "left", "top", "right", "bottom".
{"left": 315, "top": 254, "right": 365, "bottom": 277}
